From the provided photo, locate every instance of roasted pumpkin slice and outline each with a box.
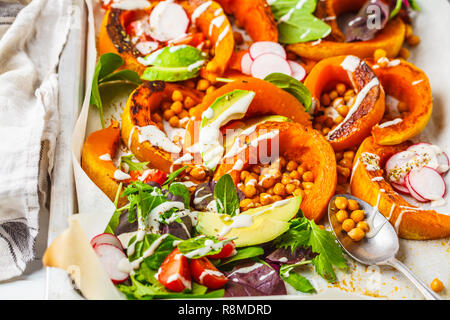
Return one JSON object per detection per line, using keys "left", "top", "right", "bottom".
{"left": 350, "top": 137, "right": 450, "bottom": 240}
{"left": 81, "top": 121, "right": 127, "bottom": 206}
{"left": 98, "top": 0, "right": 234, "bottom": 80}
{"left": 184, "top": 77, "right": 312, "bottom": 151}
{"left": 287, "top": 0, "right": 405, "bottom": 61}
{"left": 121, "top": 81, "right": 204, "bottom": 173}
{"left": 215, "top": 0, "right": 278, "bottom": 42}
{"left": 214, "top": 121, "right": 337, "bottom": 222}
{"left": 305, "top": 55, "right": 385, "bottom": 151}
{"left": 368, "top": 59, "right": 433, "bottom": 145}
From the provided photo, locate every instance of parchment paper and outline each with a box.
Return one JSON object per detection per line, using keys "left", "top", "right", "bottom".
{"left": 62, "top": 0, "right": 449, "bottom": 300}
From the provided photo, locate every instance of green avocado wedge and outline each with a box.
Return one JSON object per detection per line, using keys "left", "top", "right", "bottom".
{"left": 196, "top": 196, "right": 302, "bottom": 247}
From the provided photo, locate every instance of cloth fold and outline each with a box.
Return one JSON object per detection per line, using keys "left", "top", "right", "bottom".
{"left": 0, "top": 0, "right": 72, "bottom": 280}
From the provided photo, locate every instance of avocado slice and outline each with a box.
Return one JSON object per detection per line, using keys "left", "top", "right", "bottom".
{"left": 196, "top": 196, "right": 301, "bottom": 247}
{"left": 198, "top": 90, "right": 256, "bottom": 171}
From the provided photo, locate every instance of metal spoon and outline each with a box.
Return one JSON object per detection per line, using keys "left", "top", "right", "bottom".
{"left": 328, "top": 194, "right": 441, "bottom": 300}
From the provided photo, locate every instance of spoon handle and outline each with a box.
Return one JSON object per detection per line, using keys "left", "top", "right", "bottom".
{"left": 386, "top": 258, "right": 442, "bottom": 300}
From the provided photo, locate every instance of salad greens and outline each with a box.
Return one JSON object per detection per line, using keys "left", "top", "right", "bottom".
{"left": 213, "top": 174, "right": 240, "bottom": 216}
{"left": 90, "top": 53, "right": 141, "bottom": 129}
{"left": 269, "top": 0, "right": 331, "bottom": 44}
{"left": 177, "top": 236, "right": 235, "bottom": 259}
{"left": 119, "top": 154, "right": 149, "bottom": 172}
{"left": 264, "top": 73, "right": 313, "bottom": 112}
{"left": 390, "top": 0, "right": 420, "bottom": 19}
{"left": 140, "top": 45, "right": 207, "bottom": 82}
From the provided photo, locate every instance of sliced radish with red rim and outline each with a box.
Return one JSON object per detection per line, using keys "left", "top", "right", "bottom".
{"left": 405, "top": 174, "right": 428, "bottom": 202}
{"left": 385, "top": 150, "right": 416, "bottom": 185}
{"left": 391, "top": 182, "right": 410, "bottom": 195}
{"left": 91, "top": 233, "right": 124, "bottom": 251}
{"left": 287, "top": 60, "right": 306, "bottom": 81}
{"left": 251, "top": 53, "right": 292, "bottom": 79}
{"left": 437, "top": 151, "right": 450, "bottom": 174}
{"left": 406, "top": 142, "right": 440, "bottom": 171}
{"left": 240, "top": 52, "right": 253, "bottom": 75}
{"left": 407, "top": 166, "right": 446, "bottom": 201}
{"left": 94, "top": 243, "right": 129, "bottom": 284}
{"left": 249, "top": 41, "right": 286, "bottom": 60}
{"left": 149, "top": 2, "right": 189, "bottom": 42}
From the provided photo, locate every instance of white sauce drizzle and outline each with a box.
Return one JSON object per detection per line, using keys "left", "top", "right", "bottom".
{"left": 99, "top": 153, "right": 112, "bottom": 161}
{"left": 114, "top": 170, "right": 131, "bottom": 181}
{"left": 378, "top": 118, "right": 403, "bottom": 128}
{"left": 191, "top": 1, "right": 212, "bottom": 23}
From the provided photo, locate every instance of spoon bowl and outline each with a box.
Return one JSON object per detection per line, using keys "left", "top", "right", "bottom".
{"left": 328, "top": 194, "right": 441, "bottom": 300}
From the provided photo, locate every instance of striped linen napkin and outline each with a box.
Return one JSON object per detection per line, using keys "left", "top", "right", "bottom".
{"left": 0, "top": 0, "right": 72, "bottom": 280}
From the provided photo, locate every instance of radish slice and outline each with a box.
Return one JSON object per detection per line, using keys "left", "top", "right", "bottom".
{"left": 406, "top": 142, "right": 440, "bottom": 171}
{"left": 249, "top": 41, "right": 286, "bottom": 60}
{"left": 91, "top": 233, "right": 124, "bottom": 251}
{"left": 407, "top": 167, "right": 446, "bottom": 201}
{"left": 150, "top": 2, "right": 189, "bottom": 42}
{"left": 240, "top": 52, "right": 253, "bottom": 75}
{"left": 94, "top": 243, "right": 129, "bottom": 284}
{"left": 287, "top": 60, "right": 306, "bottom": 81}
{"left": 251, "top": 53, "right": 292, "bottom": 79}
{"left": 405, "top": 174, "right": 428, "bottom": 202}
{"left": 391, "top": 182, "right": 410, "bottom": 195}
{"left": 385, "top": 150, "right": 416, "bottom": 185}
{"left": 437, "top": 151, "right": 450, "bottom": 174}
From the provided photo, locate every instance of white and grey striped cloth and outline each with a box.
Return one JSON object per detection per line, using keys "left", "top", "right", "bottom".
{"left": 0, "top": 0, "right": 72, "bottom": 280}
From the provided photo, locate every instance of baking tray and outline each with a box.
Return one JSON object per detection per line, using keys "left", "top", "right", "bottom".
{"left": 45, "top": 0, "right": 450, "bottom": 300}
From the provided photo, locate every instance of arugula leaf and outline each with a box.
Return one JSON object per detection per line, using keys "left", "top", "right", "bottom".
{"left": 120, "top": 154, "right": 149, "bottom": 172}
{"left": 217, "top": 246, "right": 265, "bottom": 267}
{"left": 213, "top": 174, "right": 240, "bottom": 216}
{"left": 90, "top": 53, "right": 141, "bottom": 128}
{"left": 162, "top": 166, "right": 188, "bottom": 187}
{"left": 177, "top": 235, "right": 234, "bottom": 259}
{"left": 168, "top": 183, "right": 191, "bottom": 208}
{"left": 280, "top": 271, "right": 315, "bottom": 293}
{"left": 389, "top": 0, "right": 403, "bottom": 19}
{"left": 264, "top": 73, "right": 312, "bottom": 111}
{"left": 270, "top": 0, "right": 331, "bottom": 44}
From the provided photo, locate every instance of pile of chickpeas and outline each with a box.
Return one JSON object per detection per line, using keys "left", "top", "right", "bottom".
{"left": 334, "top": 196, "right": 370, "bottom": 242}
{"left": 238, "top": 157, "right": 314, "bottom": 211}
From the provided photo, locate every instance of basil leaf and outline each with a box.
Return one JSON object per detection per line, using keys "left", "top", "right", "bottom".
{"left": 270, "top": 0, "right": 331, "bottom": 44}
{"left": 140, "top": 45, "right": 207, "bottom": 82}
{"left": 264, "top": 73, "right": 312, "bottom": 112}
{"left": 213, "top": 174, "right": 240, "bottom": 216}
{"left": 389, "top": 0, "right": 403, "bottom": 19}
{"left": 281, "top": 271, "right": 315, "bottom": 293}
{"left": 100, "top": 69, "right": 142, "bottom": 84}
{"left": 168, "top": 183, "right": 191, "bottom": 208}
{"left": 120, "top": 154, "right": 149, "bottom": 172}
{"left": 217, "top": 246, "right": 265, "bottom": 267}
{"left": 162, "top": 166, "right": 188, "bottom": 187}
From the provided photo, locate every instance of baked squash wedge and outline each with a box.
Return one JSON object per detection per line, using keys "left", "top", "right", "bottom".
{"left": 121, "top": 81, "right": 204, "bottom": 173}
{"left": 214, "top": 121, "right": 337, "bottom": 222}
{"left": 350, "top": 137, "right": 450, "bottom": 240}
{"left": 305, "top": 55, "right": 385, "bottom": 151}
{"left": 286, "top": 0, "right": 405, "bottom": 61}
{"left": 81, "top": 121, "right": 127, "bottom": 206}
{"left": 368, "top": 59, "right": 433, "bottom": 145}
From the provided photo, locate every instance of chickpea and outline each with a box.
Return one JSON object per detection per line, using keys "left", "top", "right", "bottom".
{"left": 351, "top": 209, "right": 365, "bottom": 223}
{"left": 281, "top": 175, "right": 292, "bottom": 185}
{"left": 169, "top": 116, "right": 180, "bottom": 128}
{"left": 337, "top": 165, "right": 351, "bottom": 178}
{"left": 152, "top": 112, "right": 162, "bottom": 123}
{"left": 172, "top": 90, "right": 184, "bottom": 102}
{"left": 240, "top": 198, "right": 254, "bottom": 210}
{"left": 286, "top": 160, "right": 298, "bottom": 172}
{"left": 342, "top": 219, "right": 355, "bottom": 232}
{"left": 190, "top": 167, "right": 206, "bottom": 180}
{"left": 184, "top": 96, "right": 195, "bottom": 109}
{"left": 334, "top": 196, "right": 348, "bottom": 210}
{"left": 273, "top": 183, "right": 286, "bottom": 196}
{"left": 374, "top": 48, "right": 387, "bottom": 61}
{"left": 334, "top": 115, "right": 344, "bottom": 124}
{"left": 357, "top": 221, "right": 370, "bottom": 232}
{"left": 188, "top": 107, "right": 197, "bottom": 117}
{"left": 336, "top": 105, "right": 349, "bottom": 117}
{"left": 343, "top": 150, "right": 355, "bottom": 160}
{"left": 266, "top": 187, "right": 274, "bottom": 195}
{"left": 278, "top": 156, "right": 287, "bottom": 168}
{"left": 178, "top": 109, "right": 189, "bottom": 120}
{"left": 196, "top": 79, "right": 210, "bottom": 91}
{"left": 302, "top": 171, "right": 314, "bottom": 182}
{"left": 405, "top": 24, "right": 413, "bottom": 38}
{"left": 332, "top": 97, "right": 345, "bottom": 108}
{"left": 244, "top": 175, "right": 257, "bottom": 186}
{"left": 320, "top": 93, "right": 331, "bottom": 106}
{"left": 289, "top": 170, "right": 300, "bottom": 180}
{"left": 347, "top": 199, "right": 360, "bottom": 211}
{"left": 348, "top": 227, "right": 365, "bottom": 241}
{"left": 285, "top": 183, "right": 296, "bottom": 194}
{"left": 170, "top": 101, "right": 183, "bottom": 114}
{"left": 399, "top": 47, "right": 410, "bottom": 60}
{"left": 336, "top": 209, "right": 349, "bottom": 223}
{"left": 324, "top": 117, "right": 335, "bottom": 128}
{"left": 260, "top": 176, "right": 275, "bottom": 189}
{"left": 339, "top": 158, "right": 353, "bottom": 169}
{"left": 206, "top": 86, "right": 216, "bottom": 95}
{"left": 329, "top": 90, "right": 338, "bottom": 100}
{"left": 322, "top": 127, "right": 330, "bottom": 135}
{"left": 251, "top": 165, "right": 261, "bottom": 175}
{"left": 430, "top": 278, "right": 444, "bottom": 293}
{"left": 407, "top": 35, "right": 420, "bottom": 46}
{"left": 296, "top": 166, "right": 305, "bottom": 176}
{"left": 156, "top": 122, "right": 164, "bottom": 131}
{"left": 272, "top": 195, "right": 283, "bottom": 202}
{"left": 244, "top": 185, "right": 257, "bottom": 198}
{"left": 336, "top": 83, "right": 346, "bottom": 96}
{"left": 260, "top": 193, "right": 272, "bottom": 206}
{"left": 161, "top": 101, "right": 172, "bottom": 111}
{"left": 344, "top": 89, "right": 355, "bottom": 97}
{"left": 293, "top": 188, "right": 305, "bottom": 198}
{"left": 240, "top": 170, "right": 250, "bottom": 182}
{"left": 163, "top": 109, "right": 175, "bottom": 120}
